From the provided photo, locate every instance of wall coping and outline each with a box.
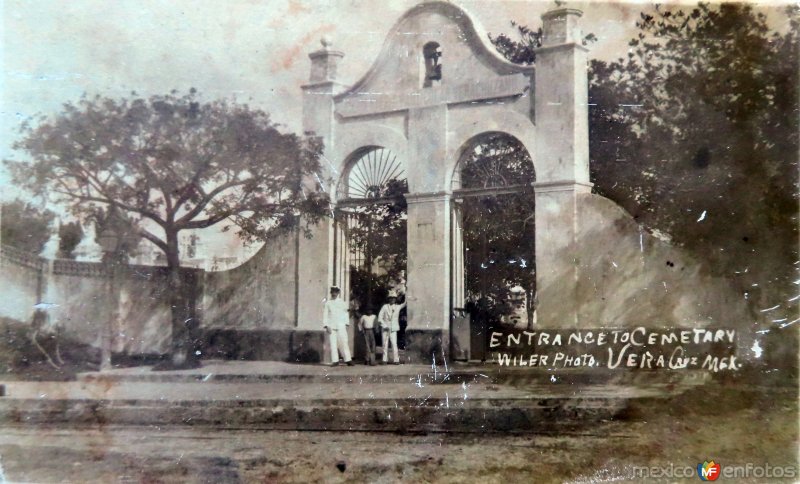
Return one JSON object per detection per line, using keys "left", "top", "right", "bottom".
{"left": 0, "top": 244, "right": 45, "bottom": 271}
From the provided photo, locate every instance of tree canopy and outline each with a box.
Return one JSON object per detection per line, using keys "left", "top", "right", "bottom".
{"left": 0, "top": 199, "right": 54, "bottom": 254}
{"left": 5, "top": 89, "right": 330, "bottom": 367}
{"left": 6, "top": 89, "right": 328, "bottom": 265}
{"left": 57, "top": 221, "right": 83, "bottom": 259}
{"left": 491, "top": 3, "right": 799, "bottom": 322}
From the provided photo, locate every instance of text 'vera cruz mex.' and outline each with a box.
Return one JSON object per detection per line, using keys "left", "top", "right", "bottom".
{"left": 489, "top": 327, "right": 739, "bottom": 372}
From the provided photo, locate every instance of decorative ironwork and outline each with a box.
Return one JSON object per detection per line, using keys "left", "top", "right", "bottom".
{"left": 52, "top": 259, "right": 111, "bottom": 278}
{"left": 450, "top": 133, "right": 537, "bottom": 321}
{"left": 451, "top": 132, "right": 535, "bottom": 192}
{"left": 333, "top": 147, "right": 408, "bottom": 311}
{"left": 339, "top": 147, "right": 407, "bottom": 201}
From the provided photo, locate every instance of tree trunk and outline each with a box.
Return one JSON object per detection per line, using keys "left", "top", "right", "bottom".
{"left": 165, "top": 230, "right": 199, "bottom": 369}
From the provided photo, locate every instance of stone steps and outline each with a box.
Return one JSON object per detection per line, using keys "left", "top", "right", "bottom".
{"left": 0, "top": 362, "right": 708, "bottom": 434}
{"left": 77, "top": 371, "right": 484, "bottom": 385}
{"left": 493, "top": 367, "right": 712, "bottom": 387}
{"left": 0, "top": 395, "right": 627, "bottom": 434}
{"left": 75, "top": 363, "right": 712, "bottom": 387}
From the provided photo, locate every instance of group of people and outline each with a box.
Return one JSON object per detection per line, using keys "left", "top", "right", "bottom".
{"left": 322, "top": 286, "right": 406, "bottom": 366}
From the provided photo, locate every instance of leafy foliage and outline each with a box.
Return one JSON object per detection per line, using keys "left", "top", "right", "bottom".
{"left": 489, "top": 21, "right": 595, "bottom": 65}
{"left": 0, "top": 199, "right": 54, "bottom": 253}
{"left": 491, "top": 3, "right": 800, "bottom": 319}
{"left": 92, "top": 207, "right": 143, "bottom": 262}
{"left": 57, "top": 221, "right": 83, "bottom": 259}
{"left": 5, "top": 89, "right": 330, "bottom": 365}
{"left": 5, "top": 89, "right": 329, "bottom": 267}
{"left": 489, "top": 21, "right": 542, "bottom": 65}
{"left": 459, "top": 132, "right": 536, "bottom": 189}
{"left": 592, "top": 3, "right": 799, "bottom": 315}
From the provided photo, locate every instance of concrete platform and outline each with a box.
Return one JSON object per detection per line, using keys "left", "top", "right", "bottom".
{"left": 76, "top": 359, "right": 712, "bottom": 386}
{"left": 0, "top": 360, "right": 709, "bottom": 434}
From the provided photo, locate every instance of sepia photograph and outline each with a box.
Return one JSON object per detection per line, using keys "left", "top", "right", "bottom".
{"left": 0, "top": 0, "right": 797, "bottom": 482}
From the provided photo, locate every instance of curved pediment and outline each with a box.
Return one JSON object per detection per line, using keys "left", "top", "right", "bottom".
{"left": 334, "top": 1, "right": 533, "bottom": 117}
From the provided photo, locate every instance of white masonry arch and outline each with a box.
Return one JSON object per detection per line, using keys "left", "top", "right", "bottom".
{"left": 297, "top": 1, "right": 593, "bottom": 362}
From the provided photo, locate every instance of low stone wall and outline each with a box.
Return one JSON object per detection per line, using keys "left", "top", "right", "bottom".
{"left": 0, "top": 245, "right": 200, "bottom": 356}
{"left": 4, "top": 192, "right": 789, "bottom": 368}
{"left": 199, "top": 328, "right": 324, "bottom": 363}
{"left": 559, "top": 194, "right": 780, "bottom": 364}
{"left": 0, "top": 245, "right": 44, "bottom": 323}
{"left": 574, "top": 194, "right": 751, "bottom": 329}
{"left": 2, "top": 233, "right": 304, "bottom": 363}
{"left": 202, "top": 232, "right": 298, "bottom": 331}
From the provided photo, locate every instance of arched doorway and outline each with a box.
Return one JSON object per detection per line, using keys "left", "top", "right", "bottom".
{"left": 334, "top": 147, "right": 408, "bottom": 361}
{"left": 451, "top": 133, "right": 536, "bottom": 361}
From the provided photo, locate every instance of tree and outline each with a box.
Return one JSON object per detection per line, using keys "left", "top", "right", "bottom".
{"left": 57, "top": 221, "right": 83, "bottom": 259}
{"left": 0, "top": 199, "right": 54, "bottom": 254}
{"left": 91, "top": 206, "right": 143, "bottom": 261}
{"left": 491, "top": 3, "right": 799, "bottom": 323}
{"left": 5, "top": 89, "right": 329, "bottom": 367}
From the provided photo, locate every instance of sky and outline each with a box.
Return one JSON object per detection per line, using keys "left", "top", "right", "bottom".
{"left": 0, "top": 0, "right": 792, "bottom": 257}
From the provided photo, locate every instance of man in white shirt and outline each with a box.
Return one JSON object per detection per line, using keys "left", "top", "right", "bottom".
{"left": 323, "top": 286, "right": 353, "bottom": 366}
{"left": 378, "top": 293, "right": 406, "bottom": 364}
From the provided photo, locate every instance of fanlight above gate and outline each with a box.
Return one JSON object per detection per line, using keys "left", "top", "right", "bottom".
{"left": 451, "top": 132, "right": 535, "bottom": 192}
{"left": 338, "top": 147, "right": 407, "bottom": 202}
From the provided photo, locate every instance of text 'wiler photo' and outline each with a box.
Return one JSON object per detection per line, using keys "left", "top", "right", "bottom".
{"left": 0, "top": 1, "right": 797, "bottom": 482}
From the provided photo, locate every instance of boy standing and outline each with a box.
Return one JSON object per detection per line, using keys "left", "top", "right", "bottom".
{"left": 358, "top": 306, "right": 377, "bottom": 366}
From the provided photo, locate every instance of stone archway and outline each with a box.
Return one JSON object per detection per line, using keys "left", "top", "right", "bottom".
{"left": 450, "top": 132, "right": 536, "bottom": 360}
{"left": 333, "top": 146, "right": 409, "bottom": 360}
{"left": 297, "top": 2, "right": 592, "bottom": 362}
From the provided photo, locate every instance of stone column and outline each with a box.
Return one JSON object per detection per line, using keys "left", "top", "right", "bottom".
{"left": 532, "top": 8, "right": 592, "bottom": 327}
{"left": 404, "top": 192, "right": 451, "bottom": 363}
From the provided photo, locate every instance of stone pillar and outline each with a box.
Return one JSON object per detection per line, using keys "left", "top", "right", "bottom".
{"left": 533, "top": 8, "right": 592, "bottom": 327}
{"left": 534, "top": 8, "right": 589, "bottom": 183}
{"left": 296, "top": 37, "right": 345, "bottom": 364}
{"left": 533, "top": 181, "right": 591, "bottom": 326}
{"left": 404, "top": 192, "right": 451, "bottom": 363}
{"left": 301, "top": 37, "right": 343, "bottom": 144}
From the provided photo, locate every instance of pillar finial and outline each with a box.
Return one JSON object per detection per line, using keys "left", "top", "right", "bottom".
{"left": 320, "top": 35, "right": 333, "bottom": 49}
{"left": 308, "top": 36, "right": 344, "bottom": 83}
